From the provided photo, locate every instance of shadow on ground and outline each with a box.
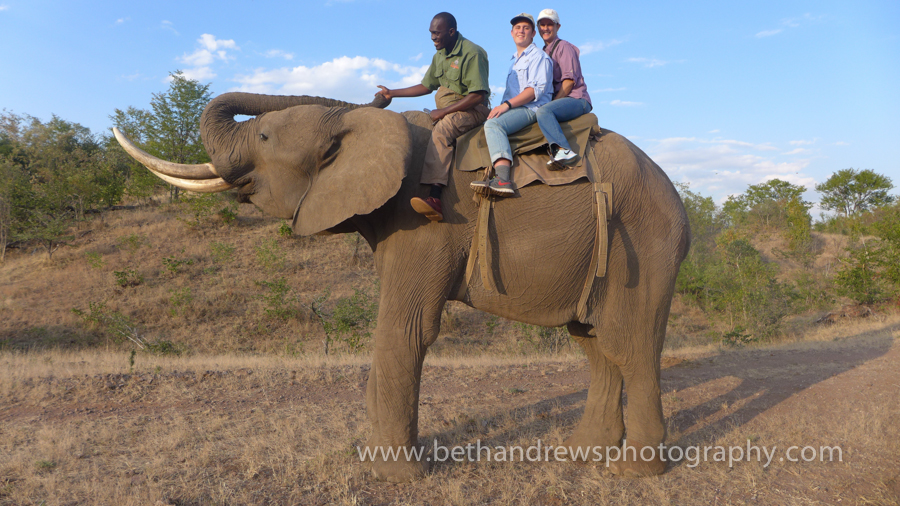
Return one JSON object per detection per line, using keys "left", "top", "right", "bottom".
{"left": 421, "top": 326, "right": 895, "bottom": 475}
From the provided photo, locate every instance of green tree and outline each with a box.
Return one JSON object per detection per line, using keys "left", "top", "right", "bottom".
{"left": 833, "top": 202, "right": 900, "bottom": 304}
{"left": 110, "top": 71, "right": 212, "bottom": 201}
{"left": 816, "top": 168, "right": 894, "bottom": 217}
{"left": 723, "top": 179, "right": 813, "bottom": 256}
{"left": 723, "top": 179, "right": 810, "bottom": 228}
{"left": 674, "top": 182, "right": 725, "bottom": 300}
{"left": 149, "top": 70, "right": 212, "bottom": 200}
{"left": 705, "top": 230, "right": 794, "bottom": 339}
{"left": 0, "top": 112, "right": 125, "bottom": 258}
{"left": 104, "top": 107, "right": 163, "bottom": 204}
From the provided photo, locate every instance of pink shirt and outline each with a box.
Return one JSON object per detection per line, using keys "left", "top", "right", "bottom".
{"left": 543, "top": 38, "right": 591, "bottom": 105}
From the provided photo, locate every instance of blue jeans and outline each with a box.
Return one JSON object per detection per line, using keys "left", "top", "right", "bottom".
{"left": 535, "top": 98, "right": 592, "bottom": 151}
{"left": 483, "top": 106, "right": 538, "bottom": 165}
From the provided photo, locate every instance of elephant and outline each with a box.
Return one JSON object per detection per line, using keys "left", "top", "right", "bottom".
{"left": 113, "top": 91, "right": 690, "bottom": 482}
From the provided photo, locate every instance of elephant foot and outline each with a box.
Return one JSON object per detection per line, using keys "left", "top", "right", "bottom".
{"left": 606, "top": 440, "right": 667, "bottom": 477}
{"left": 561, "top": 431, "right": 622, "bottom": 462}
{"left": 370, "top": 450, "right": 430, "bottom": 483}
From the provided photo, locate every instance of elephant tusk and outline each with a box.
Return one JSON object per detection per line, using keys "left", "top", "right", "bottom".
{"left": 144, "top": 169, "right": 235, "bottom": 193}
{"left": 112, "top": 127, "right": 225, "bottom": 180}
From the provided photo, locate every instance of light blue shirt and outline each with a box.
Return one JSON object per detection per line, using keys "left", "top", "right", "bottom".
{"left": 502, "top": 42, "right": 553, "bottom": 111}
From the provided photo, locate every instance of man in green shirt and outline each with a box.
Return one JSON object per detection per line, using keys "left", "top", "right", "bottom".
{"left": 376, "top": 12, "right": 490, "bottom": 222}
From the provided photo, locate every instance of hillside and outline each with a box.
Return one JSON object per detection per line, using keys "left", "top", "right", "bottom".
{"left": 0, "top": 200, "right": 888, "bottom": 356}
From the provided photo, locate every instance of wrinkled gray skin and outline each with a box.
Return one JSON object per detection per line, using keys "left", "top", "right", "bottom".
{"left": 145, "top": 92, "right": 690, "bottom": 481}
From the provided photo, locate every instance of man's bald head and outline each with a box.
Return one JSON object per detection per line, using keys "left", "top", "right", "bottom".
{"left": 432, "top": 12, "right": 457, "bottom": 31}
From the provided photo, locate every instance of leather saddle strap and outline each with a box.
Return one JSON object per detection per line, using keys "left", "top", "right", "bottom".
{"left": 463, "top": 178, "right": 499, "bottom": 295}
{"left": 576, "top": 140, "right": 612, "bottom": 320}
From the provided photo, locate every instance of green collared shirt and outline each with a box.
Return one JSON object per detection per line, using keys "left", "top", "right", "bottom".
{"left": 421, "top": 33, "right": 489, "bottom": 98}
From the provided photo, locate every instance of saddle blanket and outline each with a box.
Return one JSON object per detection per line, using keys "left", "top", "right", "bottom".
{"left": 453, "top": 113, "right": 600, "bottom": 188}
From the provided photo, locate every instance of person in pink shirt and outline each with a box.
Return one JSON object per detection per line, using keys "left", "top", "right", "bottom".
{"left": 535, "top": 9, "right": 593, "bottom": 166}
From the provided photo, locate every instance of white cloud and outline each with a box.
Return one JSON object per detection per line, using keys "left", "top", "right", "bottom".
{"left": 115, "top": 17, "right": 128, "bottom": 24}
{"left": 782, "top": 148, "right": 810, "bottom": 155}
{"left": 708, "top": 129, "right": 720, "bottom": 134}
{"left": 610, "top": 100, "right": 644, "bottom": 107}
{"left": 647, "top": 136, "right": 817, "bottom": 202}
{"left": 627, "top": 57, "right": 670, "bottom": 68}
{"left": 264, "top": 49, "right": 294, "bottom": 60}
{"left": 161, "top": 20, "right": 178, "bottom": 35}
{"left": 0, "top": 5, "right": 9, "bottom": 11}
{"left": 410, "top": 53, "right": 423, "bottom": 62}
{"left": 232, "top": 56, "right": 428, "bottom": 103}
{"left": 198, "top": 33, "right": 237, "bottom": 52}
{"left": 757, "top": 13, "right": 824, "bottom": 38}
{"left": 755, "top": 29, "right": 782, "bottom": 38}
{"left": 179, "top": 34, "right": 238, "bottom": 66}
{"left": 790, "top": 139, "right": 815, "bottom": 145}
{"left": 579, "top": 39, "right": 623, "bottom": 55}
{"left": 179, "top": 67, "right": 217, "bottom": 82}
{"left": 834, "top": 141, "right": 850, "bottom": 146}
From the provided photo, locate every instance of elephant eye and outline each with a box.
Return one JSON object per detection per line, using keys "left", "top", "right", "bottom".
{"left": 259, "top": 133, "right": 268, "bottom": 141}
{"left": 320, "top": 136, "right": 343, "bottom": 167}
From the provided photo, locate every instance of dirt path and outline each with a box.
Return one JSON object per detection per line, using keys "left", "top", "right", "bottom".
{"left": 1, "top": 326, "right": 898, "bottom": 505}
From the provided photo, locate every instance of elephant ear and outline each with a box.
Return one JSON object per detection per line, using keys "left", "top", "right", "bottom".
{"left": 291, "top": 107, "right": 410, "bottom": 236}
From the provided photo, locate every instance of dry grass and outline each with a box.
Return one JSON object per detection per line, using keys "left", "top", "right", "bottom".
{"left": 2, "top": 321, "right": 898, "bottom": 505}
{"left": 3, "top": 204, "right": 900, "bottom": 504}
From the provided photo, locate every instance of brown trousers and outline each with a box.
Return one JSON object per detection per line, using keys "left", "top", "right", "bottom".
{"left": 420, "top": 87, "right": 489, "bottom": 186}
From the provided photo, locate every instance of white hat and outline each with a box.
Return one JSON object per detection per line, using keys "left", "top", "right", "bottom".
{"left": 537, "top": 9, "right": 560, "bottom": 24}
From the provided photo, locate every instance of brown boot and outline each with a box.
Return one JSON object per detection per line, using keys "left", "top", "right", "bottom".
{"left": 410, "top": 197, "right": 443, "bottom": 221}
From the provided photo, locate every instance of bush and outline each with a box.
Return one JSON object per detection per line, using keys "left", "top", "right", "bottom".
{"left": 178, "top": 193, "right": 237, "bottom": 227}
{"left": 515, "top": 323, "right": 569, "bottom": 354}
{"left": 162, "top": 250, "right": 194, "bottom": 275}
{"left": 113, "top": 268, "right": 143, "bottom": 288}
{"left": 256, "top": 277, "right": 299, "bottom": 321}
{"left": 116, "top": 233, "right": 148, "bottom": 255}
{"left": 209, "top": 241, "right": 235, "bottom": 264}
{"left": 832, "top": 204, "right": 900, "bottom": 304}
{"left": 703, "top": 232, "right": 794, "bottom": 339}
{"left": 255, "top": 238, "right": 287, "bottom": 272}
{"left": 309, "top": 287, "right": 379, "bottom": 354}
{"left": 167, "top": 287, "right": 194, "bottom": 317}
{"left": 834, "top": 239, "right": 893, "bottom": 304}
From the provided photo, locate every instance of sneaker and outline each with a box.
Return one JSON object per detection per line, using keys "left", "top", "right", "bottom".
{"left": 469, "top": 178, "right": 490, "bottom": 189}
{"left": 410, "top": 196, "right": 443, "bottom": 221}
{"left": 488, "top": 178, "right": 516, "bottom": 196}
{"left": 553, "top": 147, "right": 578, "bottom": 165}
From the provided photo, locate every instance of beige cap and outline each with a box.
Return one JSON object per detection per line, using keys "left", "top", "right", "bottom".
{"left": 537, "top": 9, "right": 560, "bottom": 24}
{"left": 510, "top": 13, "right": 535, "bottom": 28}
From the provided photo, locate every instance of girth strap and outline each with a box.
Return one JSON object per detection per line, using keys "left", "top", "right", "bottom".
{"left": 576, "top": 139, "right": 612, "bottom": 321}
{"left": 464, "top": 185, "right": 499, "bottom": 293}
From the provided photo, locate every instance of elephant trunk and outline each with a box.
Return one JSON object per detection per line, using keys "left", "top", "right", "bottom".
{"left": 200, "top": 92, "right": 391, "bottom": 182}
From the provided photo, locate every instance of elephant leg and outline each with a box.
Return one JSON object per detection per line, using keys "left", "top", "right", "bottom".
{"left": 607, "top": 355, "right": 667, "bottom": 477}
{"left": 578, "top": 271, "right": 671, "bottom": 477}
{"left": 562, "top": 322, "right": 625, "bottom": 461}
{"left": 364, "top": 289, "right": 444, "bottom": 482}
{"left": 603, "top": 312, "right": 668, "bottom": 477}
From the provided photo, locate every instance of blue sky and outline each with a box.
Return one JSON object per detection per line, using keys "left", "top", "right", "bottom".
{"left": 1, "top": 1, "right": 897, "bottom": 212}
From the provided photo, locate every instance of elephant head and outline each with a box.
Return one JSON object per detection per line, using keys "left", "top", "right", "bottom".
{"left": 114, "top": 92, "right": 411, "bottom": 235}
